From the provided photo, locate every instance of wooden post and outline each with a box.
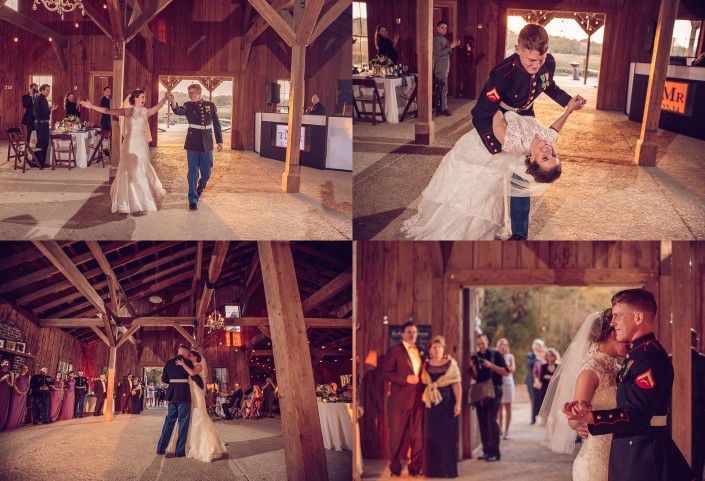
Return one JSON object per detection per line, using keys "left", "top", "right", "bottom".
{"left": 110, "top": 41, "right": 125, "bottom": 180}
{"left": 283, "top": 45, "right": 305, "bottom": 193}
{"left": 584, "top": 33, "right": 591, "bottom": 85}
{"left": 352, "top": 242, "right": 360, "bottom": 481}
{"left": 258, "top": 241, "right": 328, "bottom": 481}
{"left": 105, "top": 346, "right": 117, "bottom": 422}
{"left": 671, "top": 241, "right": 694, "bottom": 463}
{"left": 415, "top": 0, "right": 435, "bottom": 145}
{"left": 634, "top": 0, "right": 681, "bottom": 166}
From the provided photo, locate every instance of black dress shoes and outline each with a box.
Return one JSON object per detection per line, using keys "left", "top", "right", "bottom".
{"left": 508, "top": 234, "right": 527, "bottom": 240}
{"left": 197, "top": 187, "right": 203, "bottom": 197}
{"left": 485, "top": 456, "right": 500, "bottom": 462}
{"left": 441, "top": 110, "right": 452, "bottom": 116}
{"left": 156, "top": 450, "right": 165, "bottom": 455}
{"left": 477, "top": 453, "right": 489, "bottom": 460}
{"left": 189, "top": 203, "right": 198, "bottom": 211}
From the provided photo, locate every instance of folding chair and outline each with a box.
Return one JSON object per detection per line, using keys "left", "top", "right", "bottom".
{"left": 6, "top": 127, "right": 24, "bottom": 164}
{"left": 49, "top": 133, "right": 77, "bottom": 170}
{"left": 399, "top": 75, "right": 419, "bottom": 122}
{"left": 352, "top": 78, "right": 386, "bottom": 125}
{"left": 86, "top": 130, "right": 110, "bottom": 167}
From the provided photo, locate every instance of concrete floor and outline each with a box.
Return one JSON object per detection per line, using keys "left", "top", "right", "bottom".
{"left": 0, "top": 145, "right": 351, "bottom": 240}
{"left": 0, "top": 406, "right": 351, "bottom": 481}
{"left": 353, "top": 76, "right": 705, "bottom": 240}
{"left": 360, "top": 386, "right": 575, "bottom": 480}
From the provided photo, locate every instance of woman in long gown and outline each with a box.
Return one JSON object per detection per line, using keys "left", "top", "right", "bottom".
{"left": 540, "top": 309, "right": 627, "bottom": 481}
{"left": 131, "top": 378, "right": 142, "bottom": 414}
{"left": 6, "top": 364, "right": 29, "bottom": 430}
{"left": 49, "top": 372, "right": 64, "bottom": 421}
{"left": 420, "top": 336, "right": 461, "bottom": 478}
{"left": 0, "top": 359, "right": 14, "bottom": 430}
{"left": 168, "top": 350, "right": 227, "bottom": 462}
{"left": 539, "top": 348, "right": 559, "bottom": 412}
{"left": 402, "top": 96, "right": 584, "bottom": 240}
{"left": 80, "top": 90, "right": 168, "bottom": 214}
{"left": 60, "top": 371, "right": 76, "bottom": 420}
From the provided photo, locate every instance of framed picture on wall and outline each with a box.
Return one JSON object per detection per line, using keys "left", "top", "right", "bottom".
{"left": 5, "top": 340, "right": 15, "bottom": 351}
{"left": 0, "top": 339, "right": 4, "bottom": 349}
{"left": 16, "top": 342, "right": 26, "bottom": 353}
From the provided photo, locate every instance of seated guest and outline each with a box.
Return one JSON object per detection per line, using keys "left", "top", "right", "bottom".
{"left": 375, "top": 25, "right": 399, "bottom": 63}
{"left": 0, "top": 359, "right": 13, "bottom": 430}
{"left": 341, "top": 384, "right": 354, "bottom": 401}
{"left": 223, "top": 383, "right": 244, "bottom": 419}
{"left": 6, "top": 364, "right": 30, "bottom": 430}
{"left": 30, "top": 367, "right": 51, "bottom": 424}
{"left": 49, "top": 372, "right": 63, "bottom": 421}
{"left": 305, "top": 94, "right": 326, "bottom": 115}
{"left": 241, "top": 385, "right": 262, "bottom": 419}
{"left": 64, "top": 92, "right": 81, "bottom": 118}
{"left": 60, "top": 371, "right": 75, "bottom": 421}
{"left": 330, "top": 381, "right": 341, "bottom": 397}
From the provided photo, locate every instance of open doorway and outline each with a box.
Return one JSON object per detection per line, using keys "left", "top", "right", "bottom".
{"left": 88, "top": 72, "right": 112, "bottom": 127}
{"left": 143, "top": 366, "right": 164, "bottom": 408}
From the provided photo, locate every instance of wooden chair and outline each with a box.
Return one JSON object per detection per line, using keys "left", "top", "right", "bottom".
{"left": 352, "top": 78, "right": 386, "bottom": 125}
{"left": 8, "top": 132, "right": 33, "bottom": 172}
{"left": 86, "top": 130, "right": 110, "bottom": 167}
{"left": 24, "top": 144, "right": 44, "bottom": 171}
{"left": 49, "top": 133, "right": 77, "bottom": 170}
{"left": 399, "top": 75, "right": 419, "bottom": 122}
{"left": 6, "top": 127, "right": 24, "bottom": 164}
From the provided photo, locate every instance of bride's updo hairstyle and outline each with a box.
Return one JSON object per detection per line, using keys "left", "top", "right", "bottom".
{"left": 128, "top": 89, "right": 145, "bottom": 105}
{"left": 524, "top": 153, "right": 562, "bottom": 184}
{"left": 589, "top": 308, "right": 614, "bottom": 343}
{"left": 189, "top": 350, "right": 202, "bottom": 363}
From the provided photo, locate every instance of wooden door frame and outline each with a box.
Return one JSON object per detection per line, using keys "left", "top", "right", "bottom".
{"left": 88, "top": 71, "right": 112, "bottom": 127}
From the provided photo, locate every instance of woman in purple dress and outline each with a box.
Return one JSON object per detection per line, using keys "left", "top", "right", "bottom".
{"left": 49, "top": 372, "right": 64, "bottom": 421}
{"left": 0, "top": 359, "right": 14, "bottom": 430}
{"left": 60, "top": 371, "right": 76, "bottom": 420}
{"left": 5, "top": 364, "right": 29, "bottom": 430}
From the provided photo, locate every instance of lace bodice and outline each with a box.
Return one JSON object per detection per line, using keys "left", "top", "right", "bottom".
{"left": 124, "top": 107, "right": 147, "bottom": 138}
{"left": 578, "top": 348, "right": 619, "bottom": 410}
{"left": 502, "top": 111, "right": 558, "bottom": 154}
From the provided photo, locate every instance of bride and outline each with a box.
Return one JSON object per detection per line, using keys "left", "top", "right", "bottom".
{"left": 402, "top": 96, "right": 584, "bottom": 240}
{"left": 80, "top": 90, "right": 167, "bottom": 214}
{"left": 167, "top": 350, "right": 227, "bottom": 462}
{"left": 539, "top": 309, "right": 627, "bottom": 481}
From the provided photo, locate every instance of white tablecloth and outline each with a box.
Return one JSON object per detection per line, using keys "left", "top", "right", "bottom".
{"left": 216, "top": 396, "right": 227, "bottom": 417}
{"left": 48, "top": 130, "right": 97, "bottom": 168}
{"left": 353, "top": 75, "right": 416, "bottom": 123}
{"left": 317, "top": 402, "right": 353, "bottom": 451}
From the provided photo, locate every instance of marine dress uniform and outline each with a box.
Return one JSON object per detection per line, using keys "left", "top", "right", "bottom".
{"left": 588, "top": 333, "right": 695, "bottom": 481}
{"left": 156, "top": 356, "right": 194, "bottom": 456}
{"left": 171, "top": 99, "right": 223, "bottom": 209}
{"left": 471, "top": 53, "right": 571, "bottom": 238}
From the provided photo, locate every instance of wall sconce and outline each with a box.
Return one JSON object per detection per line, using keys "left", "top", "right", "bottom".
{"left": 383, "top": 315, "right": 389, "bottom": 325}
{"left": 395, "top": 18, "right": 401, "bottom": 24}
{"left": 408, "top": 315, "right": 414, "bottom": 322}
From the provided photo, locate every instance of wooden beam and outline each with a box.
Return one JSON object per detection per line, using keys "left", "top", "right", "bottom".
{"left": 294, "top": 0, "right": 325, "bottom": 45}
{"left": 202, "top": 329, "right": 222, "bottom": 348}
{"left": 258, "top": 241, "right": 328, "bottom": 480}
{"left": 174, "top": 325, "right": 198, "bottom": 347}
{"left": 282, "top": 44, "right": 305, "bottom": 193}
{"left": 352, "top": 241, "right": 359, "bottom": 480}
{"left": 248, "top": 0, "right": 297, "bottom": 47}
{"left": 309, "top": 0, "right": 351, "bottom": 44}
{"left": 124, "top": 0, "right": 174, "bottom": 43}
{"left": 301, "top": 268, "right": 352, "bottom": 313}
{"left": 189, "top": 241, "right": 204, "bottom": 316}
{"left": 445, "top": 268, "right": 658, "bottom": 286}
{"left": 100, "top": 313, "right": 116, "bottom": 347}
{"left": 86, "top": 241, "right": 138, "bottom": 318}
{"left": 241, "top": 0, "right": 289, "bottom": 68}
{"left": 116, "top": 325, "right": 141, "bottom": 348}
{"left": 196, "top": 241, "right": 230, "bottom": 341}
{"left": 105, "top": 346, "right": 116, "bottom": 421}
{"left": 634, "top": 0, "right": 681, "bottom": 166}
{"left": 415, "top": 0, "right": 434, "bottom": 144}
{"left": 90, "top": 325, "right": 112, "bottom": 347}
{"left": 234, "top": 317, "right": 352, "bottom": 328}
{"left": 82, "top": 0, "right": 114, "bottom": 39}
{"left": 0, "top": 7, "right": 69, "bottom": 47}
{"left": 50, "top": 41, "right": 67, "bottom": 71}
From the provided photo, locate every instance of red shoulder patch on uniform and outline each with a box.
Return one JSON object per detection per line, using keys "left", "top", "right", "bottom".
{"left": 635, "top": 369, "right": 655, "bottom": 389}
{"left": 486, "top": 88, "right": 500, "bottom": 102}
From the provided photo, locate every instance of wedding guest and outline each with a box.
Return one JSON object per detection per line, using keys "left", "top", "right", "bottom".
{"left": 469, "top": 333, "right": 508, "bottom": 462}
{"left": 30, "top": 367, "right": 51, "bottom": 424}
{"left": 5, "top": 364, "right": 29, "bottom": 430}
{"left": 33, "top": 84, "right": 58, "bottom": 168}
{"left": 526, "top": 339, "right": 545, "bottom": 424}
{"left": 21, "top": 83, "right": 38, "bottom": 142}
{"left": 539, "top": 348, "right": 559, "bottom": 411}
{"left": 375, "top": 25, "right": 399, "bottom": 63}
{"left": 223, "top": 383, "right": 243, "bottom": 420}
{"left": 304, "top": 94, "right": 326, "bottom": 115}
{"left": 421, "top": 335, "right": 461, "bottom": 478}
{"left": 262, "top": 377, "right": 277, "bottom": 418}
{"left": 73, "top": 370, "right": 88, "bottom": 418}
{"left": 0, "top": 359, "right": 14, "bottom": 430}
{"left": 64, "top": 92, "right": 81, "bottom": 118}
{"left": 690, "top": 329, "right": 705, "bottom": 481}
{"left": 341, "top": 384, "right": 353, "bottom": 401}
{"left": 100, "top": 87, "right": 112, "bottom": 131}
{"left": 49, "top": 372, "right": 64, "bottom": 421}
{"left": 120, "top": 374, "right": 132, "bottom": 414}
{"left": 60, "top": 371, "right": 75, "bottom": 420}
{"left": 496, "top": 338, "right": 516, "bottom": 439}
{"left": 432, "top": 21, "right": 461, "bottom": 116}
{"left": 93, "top": 374, "right": 106, "bottom": 416}
{"left": 158, "top": 384, "right": 166, "bottom": 406}
{"left": 242, "top": 385, "right": 262, "bottom": 419}
{"left": 147, "top": 382, "right": 155, "bottom": 407}
{"left": 131, "top": 377, "right": 142, "bottom": 414}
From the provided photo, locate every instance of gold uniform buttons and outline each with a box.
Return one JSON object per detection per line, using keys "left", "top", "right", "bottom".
{"left": 629, "top": 441, "right": 633, "bottom": 446}
{"left": 626, "top": 354, "right": 630, "bottom": 359}
{"left": 596, "top": 415, "right": 602, "bottom": 420}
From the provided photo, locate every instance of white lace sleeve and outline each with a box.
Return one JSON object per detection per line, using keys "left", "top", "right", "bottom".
{"left": 502, "top": 112, "right": 557, "bottom": 154}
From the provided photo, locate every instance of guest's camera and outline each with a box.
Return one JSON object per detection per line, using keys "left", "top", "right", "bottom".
{"left": 32, "top": 88, "right": 39, "bottom": 94}
{"left": 471, "top": 354, "right": 482, "bottom": 369}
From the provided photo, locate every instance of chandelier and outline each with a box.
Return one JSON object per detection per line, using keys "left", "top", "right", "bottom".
{"left": 33, "top": 0, "right": 85, "bottom": 21}
{"left": 205, "top": 287, "right": 224, "bottom": 332}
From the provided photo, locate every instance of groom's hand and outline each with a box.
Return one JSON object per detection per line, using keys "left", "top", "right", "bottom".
{"left": 217, "top": 143, "right": 223, "bottom": 152}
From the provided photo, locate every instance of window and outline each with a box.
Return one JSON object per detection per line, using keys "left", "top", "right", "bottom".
{"left": 212, "top": 368, "right": 228, "bottom": 392}
{"left": 58, "top": 360, "right": 73, "bottom": 376}
{"left": 31, "top": 75, "right": 53, "bottom": 105}
{"left": 671, "top": 20, "right": 702, "bottom": 59}
{"left": 353, "top": 2, "right": 369, "bottom": 70}
{"left": 276, "top": 80, "right": 290, "bottom": 113}
{"left": 6, "top": 0, "right": 18, "bottom": 10}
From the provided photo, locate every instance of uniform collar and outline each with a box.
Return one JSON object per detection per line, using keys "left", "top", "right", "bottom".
{"left": 626, "top": 332, "right": 657, "bottom": 352}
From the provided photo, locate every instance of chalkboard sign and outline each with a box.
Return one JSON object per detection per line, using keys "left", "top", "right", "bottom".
{"left": 388, "top": 324, "right": 432, "bottom": 354}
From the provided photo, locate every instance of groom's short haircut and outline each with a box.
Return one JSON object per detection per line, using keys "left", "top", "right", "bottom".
{"left": 401, "top": 320, "right": 416, "bottom": 331}
{"left": 187, "top": 83, "right": 202, "bottom": 93}
{"left": 611, "top": 288, "right": 657, "bottom": 321}
{"left": 177, "top": 343, "right": 190, "bottom": 352}
{"left": 518, "top": 24, "right": 549, "bottom": 55}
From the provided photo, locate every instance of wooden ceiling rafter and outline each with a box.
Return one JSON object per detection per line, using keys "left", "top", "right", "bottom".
{"left": 195, "top": 241, "right": 231, "bottom": 342}
{"left": 82, "top": 0, "right": 114, "bottom": 39}
{"left": 309, "top": 0, "right": 350, "bottom": 43}
{"left": 124, "top": 0, "right": 174, "bottom": 43}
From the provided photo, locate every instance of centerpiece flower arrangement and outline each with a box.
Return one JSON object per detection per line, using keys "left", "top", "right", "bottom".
{"left": 56, "top": 115, "right": 81, "bottom": 132}
{"left": 370, "top": 55, "right": 395, "bottom": 76}
{"left": 315, "top": 384, "right": 339, "bottom": 402}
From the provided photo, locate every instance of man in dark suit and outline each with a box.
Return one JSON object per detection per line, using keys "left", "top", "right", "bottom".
{"left": 691, "top": 329, "right": 705, "bottom": 481}
{"left": 30, "top": 366, "right": 51, "bottom": 424}
{"left": 223, "top": 383, "right": 244, "bottom": 419}
{"left": 21, "top": 83, "right": 38, "bottom": 142}
{"left": 525, "top": 338, "right": 544, "bottom": 424}
{"left": 383, "top": 321, "right": 424, "bottom": 477}
{"left": 100, "top": 87, "right": 112, "bottom": 156}
{"left": 157, "top": 344, "right": 194, "bottom": 457}
{"left": 93, "top": 374, "right": 107, "bottom": 416}
{"left": 304, "top": 94, "right": 326, "bottom": 115}
{"left": 33, "top": 84, "right": 57, "bottom": 168}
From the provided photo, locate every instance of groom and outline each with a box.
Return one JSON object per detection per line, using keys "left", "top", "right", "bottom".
{"left": 157, "top": 344, "right": 194, "bottom": 457}
{"left": 168, "top": 84, "right": 223, "bottom": 212}
{"left": 565, "top": 289, "right": 694, "bottom": 481}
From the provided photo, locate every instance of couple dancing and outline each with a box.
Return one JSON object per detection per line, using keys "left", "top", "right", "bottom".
{"left": 540, "top": 289, "right": 694, "bottom": 481}
{"left": 80, "top": 83, "right": 223, "bottom": 214}
{"left": 156, "top": 344, "right": 226, "bottom": 462}
{"left": 403, "top": 23, "right": 585, "bottom": 240}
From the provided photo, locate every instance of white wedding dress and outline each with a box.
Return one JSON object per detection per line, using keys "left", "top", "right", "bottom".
{"left": 110, "top": 106, "right": 166, "bottom": 213}
{"left": 401, "top": 111, "right": 556, "bottom": 240}
{"left": 572, "top": 348, "right": 619, "bottom": 481}
{"left": 166, "top": 366, "right": 227, "bottom": 462}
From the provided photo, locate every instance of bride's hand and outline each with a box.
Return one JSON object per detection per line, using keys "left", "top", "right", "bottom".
{"left": 80, "top": 100, "right": 92, "bottom": 109}
{"left": 576, "top": 423, "right": 589, "bottom": 439}
{"left": 175, "top": 359, "right": 184, "bottom": 366}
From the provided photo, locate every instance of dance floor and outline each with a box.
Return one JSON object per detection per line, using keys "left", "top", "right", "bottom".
{"left": 0, "top": 407, "right": 352, "bottom": 481}
{"left": 0, "top": 146, "right": 352, "bottom": 240}
{"left": 353, "top": 76, "right": 705, "bottom": 240}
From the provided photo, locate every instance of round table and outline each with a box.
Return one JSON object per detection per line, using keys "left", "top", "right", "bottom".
{"left": 216, "top": 396, "right": 227, "bottom": 417}
{"left": 47, "top": 129, "right": 98, "bottom": 168}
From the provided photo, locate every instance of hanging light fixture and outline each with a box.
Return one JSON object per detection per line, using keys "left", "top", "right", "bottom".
{"left": 149, "top": 251, "right": 163, "bottom": 304}
{"left": 205, "top": 285, "right": 224, "bottom": 332}
{"left": 33, "top": 0, "right": 85, "bottom": 21}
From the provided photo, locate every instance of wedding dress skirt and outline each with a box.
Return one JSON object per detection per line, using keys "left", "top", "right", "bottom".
{"left": 110, "top": 107, "right": 166, "bottom": 213}
{"left": 167, "top": 376, "right": 227, "bottom": 462}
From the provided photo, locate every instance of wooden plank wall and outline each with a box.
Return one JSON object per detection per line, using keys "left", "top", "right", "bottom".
{"left": 0, "top": 1, "right": 351, "bottom": 149}
{"left": 356, "top": 240, "right": 667, "bottom": 459}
